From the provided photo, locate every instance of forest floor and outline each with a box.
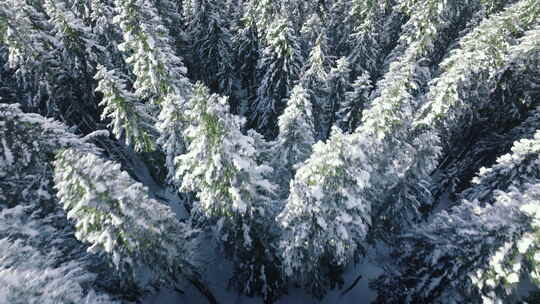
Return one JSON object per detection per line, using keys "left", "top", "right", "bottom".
{"left": 142, "top": 242, "right": 387, "bottom": 304}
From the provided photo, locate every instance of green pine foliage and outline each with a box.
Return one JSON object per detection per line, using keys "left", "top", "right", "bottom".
{"left": 54, "top": 148, "right": 200, "bottom": 288}
{"left": 1, "top": 0, "right": 540, "bottom": 303}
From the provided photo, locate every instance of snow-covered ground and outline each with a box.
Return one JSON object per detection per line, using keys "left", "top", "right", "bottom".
{"left": 142, "top": 242, "right": 388, "bottom": 304}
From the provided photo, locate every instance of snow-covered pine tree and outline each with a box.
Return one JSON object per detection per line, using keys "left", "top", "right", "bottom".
{"left": 300, "top": 33, "right": 332, "bottom": 140}
{"left": 0, "top": 47, "right": 20, "bottom": 106}
{"left": 324, "top": 57, "right": 352, "bottom": 135}
{"left": 336, "top": 71, "right": 372, "bottom": 132}
{"left": 375, "top": 184, "right": 540, "bottom": 304}
{"left": 277, "top": 2, "right": 492, "bottom": 291}
{"left": 54, "top": 148, "right": 200, "bottom": 289}
{"left": 1, "top": 0, "right": 102, "bottom": 131}
{"left": 250, "top": 0, "right": 282, "bottom": 34}
{"left": 157, "top": 93, "right": 190, "bottom": 184}
{"left": 416, "top": 0, "right": 540, "bottom": 198}
{"left": 114, "top": 0, "right": 191, "bottom": 99}
{"left": 460, "top": 104, "right": 540, "bottom": 206}
{"left": 184, "top": 0, "right": 237, "bottom": 101}
{"left": 348, "top": 0, "right": 399, "bottom": 78}
{"left": 113, "top": 0, "right": 191, "bottom": 101}
{"left": 223, "top": 0, "right": 245, "bottom": 25}
{"left": 300, "top": 13, "right": 324, "bottom": 50}
{"left": 0, "top": 103, "right": 129, "bottom": 301}
{"left": 89, "top": 0, "right": 126, "bottom": 68}
{"left": 0, "top": 103, "right": 99, "bottom": 208}
{"left": 278, "top": 127, "right": 371, "bottom": 298}
{"left": 232, "top": 3, "right": 262, "bottom": 116}
{"left": 322, "top": 0, "right": 353, "bottom": 57}
{"left": 247, "top": 128, "right": 274, "bottom": 166}
{"left": 347, "top": 0, "right": 489, "bottom": 235}
{"left": 95, "top": 65, "right": 156, "bottom": 152}
{"left": 176, "top": 84, "right": 271, "bottom": 216}
{"left": 440, "top": 102, "right": 540, "bottom": 204}
{"left": 271, "top": 84, "right": 316, "bottom": 195}
{"left": 419, "top": 0, "right": 540, "bottom": 135}
{"left": 175, "top": 84, "right": 284, "bottom": 301}
{"left": 2, "top": 0, "right": 540, "bottom": 302}
{"left": 112, "top": 0, "right": 194, "bottom": 180}
{"left": 154, "top": 0, "right": 184, "bottom": 46}
{"left": 373, "top": 130, "right": 540, "bottom": 303}
{"left": 0, "top": 206, "right": 117, "bottom": 304}
{"left": 281, "top": 0, "right": 314, "bottom": 33}
{"left": 251, "top": 16, "right": 303, "bottom": 139}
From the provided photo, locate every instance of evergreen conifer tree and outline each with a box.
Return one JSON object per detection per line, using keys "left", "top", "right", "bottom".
{"left": 175, "top": 84, "right": 284, "bottom": 301}
{"left": 251, "top": 17, "right": 303, "bottom": 138}
{"left": 184, "top": 0, "right": 237, "bottom": 100}
{"left": 278, "top": 127, "right": 372, "bottom": 298}
{"left": 272, "top": 84, "right": 316, "bottom": 193}
{"left": 112, "top": 0, "right": 195, "bottom": 180}
{"left": 54, "top": 148, "right": 200, "bottom": 288}
{"left": 336, "top": 71, "right": 372, "bottom": 132}
{"left": 95, "top": 65, "right": 156, "bottom": 152}
{"left": 1, "top": 0, "right": 540, "bottom": 302}
{"left": 373, "top": 130, "right": 540, "bottom": 303}
{"left": 300, "top": 34, "right": 332, "bottom": 140}
{"left": 0, "top": 103, "right": 129, "bottom": 301}
{"left": 232, "top": 6, "right": 262, "bottom": 116}
{"left": 324, "top": 57, "right": 352, "bottom": 135}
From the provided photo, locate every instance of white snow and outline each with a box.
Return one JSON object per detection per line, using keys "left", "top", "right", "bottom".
{"left": 1, "top": 137, "right": 14, "bottom": 170}
{"left": 142, "top": 241, "right": 388, "bottom": 304}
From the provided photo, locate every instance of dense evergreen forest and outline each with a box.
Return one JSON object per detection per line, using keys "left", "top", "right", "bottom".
{"left": 0, "top": 0, "right": 540, "bottom": 303}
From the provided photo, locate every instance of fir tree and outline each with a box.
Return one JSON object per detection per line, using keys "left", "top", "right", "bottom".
{"left": 336, "top": 71, "right": 372, "bottom": 132}
{"left": 0, "top": 103, "right": 129, "bottom": 301}
{"left": 346, "top": 0, "right": 490, "bottom": 235}
{"left": 461, "top": 105, "right": 540, "bottom": 205}
{"left": 251, "top": 17, "right": 303, "bottom": 138}
{"left": 324, "top": 57, "right": 352, "bottom": 135}
{"left": 278, "top": 127, "right": 371, "bottom": 298}
{"left": 1, "top": 0, "right": 540, "bottom": 302}
{"left": 418, "top": 0, "right": 540, "bottom": 138}
{"left": 300, "top": 33, "right": 332, "bottom": 140}
{"left": 300, "top": 13, "right": 324, "bottom": 50}
{"left": 112, "top": 0, "right": 194, "bottom": 180}
{"left": 232, "top": 3, "right": 262, "bottom": 116}
{"left": 373, "top": 130, "right": 540, "bottom": 303}
{"left": 348, "top": 0, "right": 399, "bottom": 77}
{"left": 1, "top": 0, "right": 102, "bottom": 131}
{"left": 113, "top": 0, "right": 192, "bottom": 101}
{"left": 95, "top": 65, "right": 156, "bottom": 152}
{"left": 0, "top": 217, "right": 117, "bottom": 304}
{"left": 416, "top": 0, "right": 540, "bottom": 197}
{"left": 184, "top": 0, "right": 237, "bottom": 100}
{"left": 323, "top": 0, "right": 353, "bottom": 57}
{"left": 54, "top": 148, "right": 200, "bottom": 288}
{"left": 175, "top": 84, "right": 284, "bottom": 301}
{"left": 0, "top": 103, "right": 99, "bottom": 208}
{"left": 250, "top": 0, "right": 282, "bottom": 33}
{"left": 272, "top": 84, "right": 316, "bottom": 194}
